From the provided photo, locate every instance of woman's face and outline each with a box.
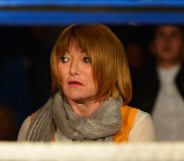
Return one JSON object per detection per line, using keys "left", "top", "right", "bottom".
{"left": 58, "top": 41, "right": 97, "bottom": 103}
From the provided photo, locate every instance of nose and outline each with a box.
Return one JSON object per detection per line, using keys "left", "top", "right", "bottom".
{"left": 69, "top": 59, "right": 80, "bottom": 75}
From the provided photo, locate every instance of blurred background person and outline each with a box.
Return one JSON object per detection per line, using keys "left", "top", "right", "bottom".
{"left": 130, "top": 25, "right": 184, "bottom": 141}
{"left": 0, "top": 104, "right": 18, "bottom": 140}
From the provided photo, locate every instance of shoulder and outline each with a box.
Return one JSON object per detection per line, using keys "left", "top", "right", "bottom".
{"left": 135, "top": 109, "right": 152, "bottom": 124}
{"left": 122, "top": 106, "right": 157, "bottom": 142}
{"left": 130, "top": 109, "right": 157, "bottom": 142}
{"left": 134, "top": 110, "right": 154, "bottom": 130}
{"left": 17, "top": 116, "right": 31, "bottom": 141}
{"left": 17, "top": 96, "right": 54, "bottom": 141}
{"left": 121, "top": 105, "right": 151, "bottom": 126}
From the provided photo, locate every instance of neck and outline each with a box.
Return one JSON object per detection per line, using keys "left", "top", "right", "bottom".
{"left": 67, "top": 99, "right": 101, "bottom": 118}
{"left": 157, "top": 61, "right": 181, "bottom": 69}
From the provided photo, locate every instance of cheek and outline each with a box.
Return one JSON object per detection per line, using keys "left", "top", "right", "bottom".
{"left": 155, "top": 40, "right": 165, "bottom": 48}
{"left": 86, "top": 68, "right": 94, "bottom": 81}
{"left": 173, "top": 41, "right": 182, "bottom": 51}
{"left": 57, "top": 64, "right": 68, "bottom": 84}
{"left": 87, "top": 69, "right": 96, "bottom": 90}
{"left": 152, "top": 41, "right": 162, "bottom": 52}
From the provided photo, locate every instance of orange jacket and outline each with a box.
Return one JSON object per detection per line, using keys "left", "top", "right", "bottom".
{"left": 113, "top": 105, "right": 138, "bottom": 142}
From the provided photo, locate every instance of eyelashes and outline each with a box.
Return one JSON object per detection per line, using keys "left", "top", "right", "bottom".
{"left": 82, "top": 57, "right": 91, "bottom": 63}
{"left": 60, "top": 56, "right": 91, "bottom": 64}
{"left": 60, "top": 56, "right": 70, "bottom": 63}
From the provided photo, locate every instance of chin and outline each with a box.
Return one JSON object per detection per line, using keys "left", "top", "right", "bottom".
{"left": 66, "top": 95, "right": 87, "bottom": 101}
{"left": 67, "top": 95, "right": 95, "bottom": 103}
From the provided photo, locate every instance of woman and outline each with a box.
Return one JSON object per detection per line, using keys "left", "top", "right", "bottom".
{"left": 18, "top": 24, "right": 156, "bottom": 142}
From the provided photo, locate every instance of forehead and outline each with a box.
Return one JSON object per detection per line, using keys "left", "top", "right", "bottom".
{"left": 59, "top": 38, "right": 84, "bottom": 55}
{"left": 156, "top": 26, "right": 182, "bottom": 35}
{"left": 64, "top": 40, "right": 87, "bottom": 55}
{"left": 67, "top": 40, "right": 82, "bottom": 51}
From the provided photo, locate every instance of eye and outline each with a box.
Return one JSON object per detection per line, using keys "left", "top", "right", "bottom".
{"left": 60, "top": 56, "right": 70, "bottom": 63}
{"left": 82, "top": 56, "right": 91, "bottom": 63}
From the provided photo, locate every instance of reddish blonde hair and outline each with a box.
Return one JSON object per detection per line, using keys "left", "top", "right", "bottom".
{"left": 50, "top": 24, "right": 132, "bottom": 105}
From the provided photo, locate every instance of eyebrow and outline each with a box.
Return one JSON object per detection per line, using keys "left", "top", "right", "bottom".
{"left": 65, "top": 49, "right": 70, "bottom": 53}
{"left": 81, "top": 49, "right": 86, "bottom": 53}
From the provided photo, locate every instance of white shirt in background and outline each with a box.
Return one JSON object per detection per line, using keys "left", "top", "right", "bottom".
{"left": 153, "top": 64, "right": 184, "bottom": 141}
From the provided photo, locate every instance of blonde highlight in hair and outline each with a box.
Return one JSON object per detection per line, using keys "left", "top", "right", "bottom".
{"left": 50, "top": 24, "right": 132, "bottom": 105}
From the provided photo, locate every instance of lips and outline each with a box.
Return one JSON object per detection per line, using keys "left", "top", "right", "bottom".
{"left": 68, "top": 81, "right": 83, "bottom": 87}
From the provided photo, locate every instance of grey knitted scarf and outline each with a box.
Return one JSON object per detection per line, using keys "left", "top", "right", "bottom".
{"left": 26, "top": 92, "right": 123, "bottom": 142}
